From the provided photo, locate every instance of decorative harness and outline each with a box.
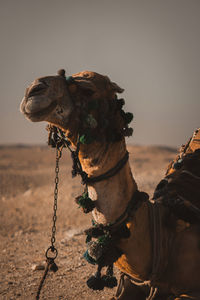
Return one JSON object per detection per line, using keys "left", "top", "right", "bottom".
{"left": 46, "top": 125, "right": 163, "bottom": 300}
{"left": 47, "top": 126, "right": 149, "bottom": 292}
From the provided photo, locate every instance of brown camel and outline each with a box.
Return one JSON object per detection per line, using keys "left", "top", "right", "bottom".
{"left": 20, "top": 69, "right": 200, "bottom": 300}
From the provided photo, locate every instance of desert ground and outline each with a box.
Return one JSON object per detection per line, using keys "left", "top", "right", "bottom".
{"left": 0, "top": 144, "right": 177, "bottom": 300}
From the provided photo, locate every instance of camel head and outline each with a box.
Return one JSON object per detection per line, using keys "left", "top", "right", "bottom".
{"left": 20, "top": 69, "right": 74, "bottom": 124}
{"left": 20, "top": 69, "right": 133, "bottom": 145}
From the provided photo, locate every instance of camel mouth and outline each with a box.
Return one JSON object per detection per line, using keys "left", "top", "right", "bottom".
{"left": 21, "top": 99, "right": 57, "bottom": 121}
{"left": 20, "top": 80, "right": 57, "bottom": 121}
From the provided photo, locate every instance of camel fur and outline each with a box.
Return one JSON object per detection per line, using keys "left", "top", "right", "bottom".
{"left": 20, "top": 70, "right": 200, "bottom": 299}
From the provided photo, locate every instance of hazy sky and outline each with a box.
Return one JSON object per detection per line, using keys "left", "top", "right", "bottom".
{"left": 0, "top": 0, "right": 200, "bottom": 147}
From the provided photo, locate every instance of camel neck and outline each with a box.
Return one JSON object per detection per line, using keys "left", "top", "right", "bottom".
{"left": 78, "top": 140, "right": 138, "bottom": 224}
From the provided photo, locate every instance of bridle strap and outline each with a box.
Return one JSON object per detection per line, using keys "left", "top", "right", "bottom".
{"left": 86, "top": 151, "right": 129, "bottom": 184}
{"left": 48, "top": 126, "right": 130, "bottom": 185}
{"left": 91, "top": 190, "right": 148, "bottom": 231}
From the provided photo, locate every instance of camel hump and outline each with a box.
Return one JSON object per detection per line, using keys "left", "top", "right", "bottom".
{"left": 154, "top": 128, "right": 200, "bottom": 223}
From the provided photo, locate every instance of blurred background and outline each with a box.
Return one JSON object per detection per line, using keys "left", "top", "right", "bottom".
{"left": 0, "top": 0, "right": 199, "bottom": 147}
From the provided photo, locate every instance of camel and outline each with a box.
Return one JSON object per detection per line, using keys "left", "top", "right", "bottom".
{"left": 20, "top": 69, "right": 200, "bottom": 300}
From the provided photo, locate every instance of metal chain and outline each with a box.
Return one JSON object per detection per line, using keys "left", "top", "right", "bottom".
{"left": 36, "top": 146, "right": 62, "bottom": 300}
{"left": 50, "top": 147, "right": 62, "bottom": 249}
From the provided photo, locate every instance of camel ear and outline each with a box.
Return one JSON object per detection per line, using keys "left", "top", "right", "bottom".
{"left": 57, "top": 69, "right": 66, "bottom": 78}
{"left": 110, "top": 81, "right": 124, "bottom": 94}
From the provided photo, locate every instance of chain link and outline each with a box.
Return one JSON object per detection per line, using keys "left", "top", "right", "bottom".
{"left": 50, "top": 147, "right": 62, "bottom": 249}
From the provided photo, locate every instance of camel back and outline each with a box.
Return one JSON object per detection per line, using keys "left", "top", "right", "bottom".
{"left": 154, "top": 128, "right": 200, "bottom": 223}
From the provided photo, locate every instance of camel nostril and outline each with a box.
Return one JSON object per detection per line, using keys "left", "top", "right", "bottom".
{"left": 28, "top": 83, "right": 47, "bottom": 97}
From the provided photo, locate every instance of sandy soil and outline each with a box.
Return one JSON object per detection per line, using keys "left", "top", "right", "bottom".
{"left": 0, "top": 144, "right": 177, "bottom": 300}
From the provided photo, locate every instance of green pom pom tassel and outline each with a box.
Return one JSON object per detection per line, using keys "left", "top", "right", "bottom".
{"left": 75, "top": 192, "right": 95, "bottom": 213}
{"left": 117, "top": 98, "right": 125, "bottom": 109}
{"left": 123, "top": 127, "right": 133, "bottom": 137}
{"left": 79, "top": 132, "right": 94, "bottom": 144}
{"left": 102, "top": 275, "right": 117, "bottom": 288}
{"left": 102, "top": 264, "right": 117, "bottom": 288}
{"left": 98, "top": 234, "right": 111, "bottom": 246}
{"left": 86, "top": 234, "right": 112, "bottom": 263}
{"left": 125, "top": 112, "right": 133, "bottom": 124}
{"left": 83, "top": 250, "right": 97, "bottom": 265}
{"left": 86, "top": 235, "right": 92, "bottom": 243}
{"left": 86, "top": 266, "right": 104, "bottom": 290}
{"left": 120, "top": 110, "right": 133, "bottom": 125}
{"left": 85, "top": 226, "right": 105, "bottom": 238}
{"left": 87, "top": 275, "right": 104, "bottom": 290}
{"left": 79, "top": 134, "right": 87, "bottom": 144}
{"left": 86, "top": 264, "right": 117, "bottom": 290}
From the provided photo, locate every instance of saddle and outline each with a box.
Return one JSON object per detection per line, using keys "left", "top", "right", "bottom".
{"left": 153, "top": 128, "right": 200, "bottom": 223}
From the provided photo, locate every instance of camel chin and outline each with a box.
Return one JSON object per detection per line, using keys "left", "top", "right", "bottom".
{"left": 20, "top": 95, "right": 57, "bottom": 122}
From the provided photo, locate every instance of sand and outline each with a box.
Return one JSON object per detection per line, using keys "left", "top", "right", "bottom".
{"left": 0, "top": 144, "right": 177, "bottom": 300}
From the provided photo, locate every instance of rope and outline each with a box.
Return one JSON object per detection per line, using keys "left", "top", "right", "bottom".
{"left": 116, "top": 272, "right": 158, "bottom": 300}
{"left": 146, "top": 286, "right": 158, "bottom": 300}
{"left": 115, "top": 273, "right": 125, "bottom": 298}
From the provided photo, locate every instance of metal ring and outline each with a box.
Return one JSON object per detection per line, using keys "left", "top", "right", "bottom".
{"left": 45, "top": 246, "right": 58, "bottom": 260}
